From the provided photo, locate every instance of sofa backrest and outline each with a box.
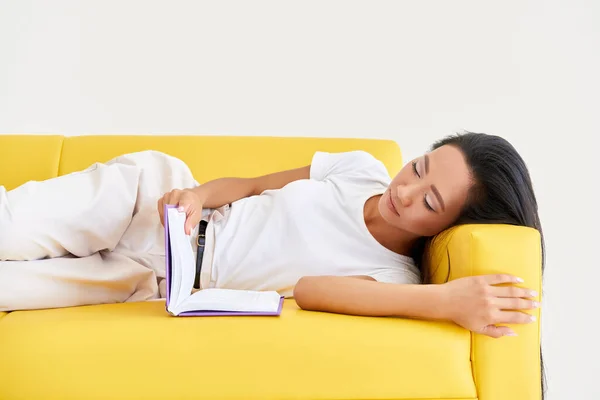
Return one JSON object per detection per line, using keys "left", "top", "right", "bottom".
{"left": 0, "top": 135, "right": 403, "bottom": 190}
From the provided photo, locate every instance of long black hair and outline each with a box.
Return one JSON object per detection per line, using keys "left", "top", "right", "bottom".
{"left": 410, "top": 131, "right": 546, "bottom": 398}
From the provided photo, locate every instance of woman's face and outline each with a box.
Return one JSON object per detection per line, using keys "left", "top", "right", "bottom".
{"left": 378, "top": 144, "right": 473, "bottom": 237}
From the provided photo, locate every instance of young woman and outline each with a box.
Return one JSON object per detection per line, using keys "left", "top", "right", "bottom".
{"left": 0, "top": 131, "right": 544, "bottom": 341}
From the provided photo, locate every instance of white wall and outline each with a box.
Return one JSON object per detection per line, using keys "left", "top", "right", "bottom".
{"left": 1, "top": 1, "right": 598, "bottom": 398}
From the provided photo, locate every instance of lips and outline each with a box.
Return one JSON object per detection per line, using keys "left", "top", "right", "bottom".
{"left": 387, "top": 190, "right": 400, "bottom": 216}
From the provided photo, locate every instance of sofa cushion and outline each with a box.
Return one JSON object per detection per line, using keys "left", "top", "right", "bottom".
{"left": 0, "top": 300, "right": 476, "bottom": 400}
{"left": 0, "top": 135, "right": 63, "bottom": 190}
{"left": 58, "top": 135, "right": 403, "bottom": 181}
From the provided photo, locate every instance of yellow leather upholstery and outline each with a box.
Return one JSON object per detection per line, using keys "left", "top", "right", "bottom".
{"left": 428, "top": 225, "right": 543, "bottom": 400}
{"left": 0, "top": 134, "right": 542, "bottom": 400}
{"left": 1, "top": 301, "right": 475, "bottom": 400}
{"left": 58, "top": 135, "right": 403, "bottom": 181}
{"left": 0, "top": 135, "right": 63, "bottom": 191}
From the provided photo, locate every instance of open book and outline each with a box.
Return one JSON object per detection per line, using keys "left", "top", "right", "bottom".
{"left": 163, "top": 205, "right": 284, "bottom": 316}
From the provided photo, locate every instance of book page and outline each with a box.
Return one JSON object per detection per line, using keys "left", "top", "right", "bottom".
{"left": 166, "top": 208, "right": 196, "bottom": 313}
{"left": 176, "top": 288, "right": 282, "bottom": 314}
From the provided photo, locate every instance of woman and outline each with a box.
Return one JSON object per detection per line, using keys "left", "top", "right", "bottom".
{"left": 0, "top": 131, "right": 544, "bottom": 340}
{"left": 158, "top": 130, "right": 546, "bottom": 397}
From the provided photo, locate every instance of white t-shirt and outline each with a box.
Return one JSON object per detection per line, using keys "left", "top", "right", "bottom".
{"left": 199, "top": 150, "right": 422, "bottom": 297}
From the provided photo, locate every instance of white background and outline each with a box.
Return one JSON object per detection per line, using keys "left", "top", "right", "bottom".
{"left": 1, "top": 1, "right": 598, "bottom": 398}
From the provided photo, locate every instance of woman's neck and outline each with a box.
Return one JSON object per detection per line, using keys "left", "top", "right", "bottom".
{"left": 363, "top": 194, "right": 420, "bottom": 257}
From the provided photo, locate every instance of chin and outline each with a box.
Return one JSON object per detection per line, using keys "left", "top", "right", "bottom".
{"left": 377, "top": 195, "right": 400, "bottom": 225}
{"left": 377, "top": 195, "right": 418, "bottom": 236}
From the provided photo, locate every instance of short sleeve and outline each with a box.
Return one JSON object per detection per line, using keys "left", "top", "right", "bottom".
{"left": 310, "top": 150, "right": 391, "bottom": 186}
{"left": 366, "top": 264, "right": 422, "bottom": 285}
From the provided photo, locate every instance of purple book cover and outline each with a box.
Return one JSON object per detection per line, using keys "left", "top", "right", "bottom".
{"left": 163, "top": 204, "right": 284, "bottom": 317}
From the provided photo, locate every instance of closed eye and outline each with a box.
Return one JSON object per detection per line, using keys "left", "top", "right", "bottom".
{"left": 413, "top": 161, "right": 436, "bottom": 212}
{"left": 411, "top": 161, "right": 420, "bottom": 178}
{"left": 423, "top": 196, "right": 435, "bottom": 212}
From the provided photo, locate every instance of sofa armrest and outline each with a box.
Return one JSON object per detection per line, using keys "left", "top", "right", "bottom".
{"left": 427, "top": 224, "right": 543, "bottom": 400}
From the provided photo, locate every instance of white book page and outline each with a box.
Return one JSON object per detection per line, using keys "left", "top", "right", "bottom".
{"left": 177, "top": 288, "right": 282, "bottom": 314}
{"left": 166, "top": 208, "right": 196, "bottom": 314}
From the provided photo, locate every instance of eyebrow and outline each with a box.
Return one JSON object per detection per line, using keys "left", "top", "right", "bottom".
{"left": 430, "top": 185, "right": 446, "bottom": 212}
{"left": 424, "top": 154, "right": 430, "bottom": 174}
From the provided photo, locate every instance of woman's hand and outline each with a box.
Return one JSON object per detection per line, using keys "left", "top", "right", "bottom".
{"left": 157, "top": 189, "right": 204, "bottom": 235}
{"left": 441, "top": 274, "right": 540, "bottom": 338}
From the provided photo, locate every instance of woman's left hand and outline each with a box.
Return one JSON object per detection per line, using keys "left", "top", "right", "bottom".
{"left": 441, "top": 274, "right": 540, "bottom": 338}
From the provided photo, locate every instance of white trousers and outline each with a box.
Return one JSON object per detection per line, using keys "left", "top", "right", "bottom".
{"left": 0, "top": 150, "right": 199, "bottom": 311}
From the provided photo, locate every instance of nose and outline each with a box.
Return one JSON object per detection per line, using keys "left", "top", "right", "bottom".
{"left": 396, "top": 183, "right": 420, "bottom": 207}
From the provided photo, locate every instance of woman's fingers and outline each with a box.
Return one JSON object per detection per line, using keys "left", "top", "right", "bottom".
{"left": 482, "top": 275, "right": 540, "bottom": 309}
{"left": 496, "top": 311, "right": 537, "bottom": 325}
{"left": 495, "top": 297, "right": 540, "bottom": 311}
{"left": 479, "top": 324, "right": 518, "bottom": 338}
{"left": 157, "top": 189, "right": 183, "bottom": 227}
{"left": 490, "top": 285, "right": 540, "bottom": 311}
{"left": 491, "top": 285, "right": 538, "bottom": 299}
{"left": 478, "top": 324, "right": 505, "bottom": 339}
{"left": 167, "top": 189, "right": 182, "bottom": 206}
{"left": 185, "top": 208, "right": 202, "bottom": 235}
{"left": 157, "top": 189, "right": 203, "bottom": 235}
{"left": 179, "top": 191, "right": 202, "bottom": 235}
{"left": 493, "top": 325, "right": 519, "bottom": 337}
{"left": 482, "top": 274, "right": 524, "bottom": 285}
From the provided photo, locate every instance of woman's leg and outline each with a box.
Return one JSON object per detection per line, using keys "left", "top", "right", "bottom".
{"left": 0, "top": 251, "right": 158, "bottom": 312}
{"left": 0, "top": 162, "right": 141, "bottom": 261}
{"left": 0, "top": 150, "right": 199, "bottom": 310}
{"left": 106, "top": 151, "right": 200, "bottom": 281}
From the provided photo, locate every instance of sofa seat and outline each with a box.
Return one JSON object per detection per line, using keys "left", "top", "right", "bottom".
{"left": 0, "top": 299, "right": 475, "bottom": 400}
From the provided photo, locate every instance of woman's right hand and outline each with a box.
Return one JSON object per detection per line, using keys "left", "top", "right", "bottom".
{"left": 157, "top": 188, "right": 204, "bottom": 235}
{"left": 441, "top": 274, "right": 540, "bottom": 338}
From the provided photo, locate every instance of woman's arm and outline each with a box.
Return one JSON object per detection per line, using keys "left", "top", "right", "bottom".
{"left": 293, "top": 274, "right": 540, "bottom": 338}
{"left": 158, "top": 165, "right": 310, "bottom": 233}
{"left": 294, "top": 275, "right": 447, "bottom": 319}
{"left": 191, "top": 165, "right": 310, "bottom": 208}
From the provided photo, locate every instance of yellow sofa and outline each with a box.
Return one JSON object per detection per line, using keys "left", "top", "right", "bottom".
{"left": 0, "top": 134, "right": 542, "bottom": 400}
